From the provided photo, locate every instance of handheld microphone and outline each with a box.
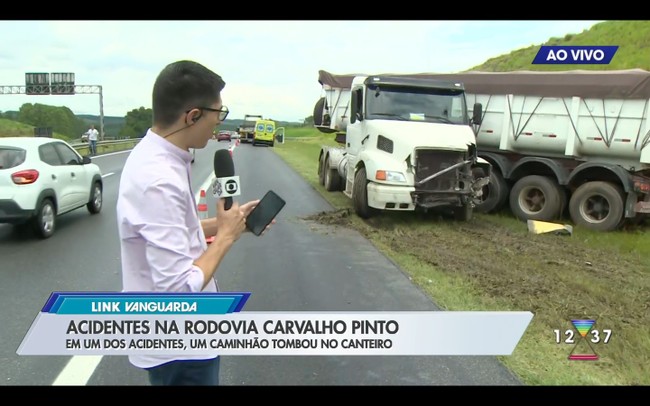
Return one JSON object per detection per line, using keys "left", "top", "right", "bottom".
{"left": 212, "top": 149, "right": 241, "bottom": 210}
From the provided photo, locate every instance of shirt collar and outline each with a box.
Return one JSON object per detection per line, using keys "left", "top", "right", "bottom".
{"left": 145, "top": 128, "right": 194, "bottom": 164}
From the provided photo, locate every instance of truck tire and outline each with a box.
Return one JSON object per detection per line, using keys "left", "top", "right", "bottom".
{"left": 324, "top": 159, "right": 341, "bottom": 191}
{"left": 318, "top": 153, "right": 326, "bottom": 186}
{"left": 473, "top": 168, "right": 508, "bottom": 213}
{"left": 313, "top": 97, "right": 326, "bottom": 126}
{"left": 568, "top": 181, "right": 625, "bottom": 232}
{"left": 509, "top": 175, "right": 563, "bottom": 222}
{"left": 353, "top": 167, "right": 377, "bottom": 219}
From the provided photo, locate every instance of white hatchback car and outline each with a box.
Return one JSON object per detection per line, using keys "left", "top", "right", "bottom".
{"left": 0, "top": 137, "right": 103, "bottom": 238}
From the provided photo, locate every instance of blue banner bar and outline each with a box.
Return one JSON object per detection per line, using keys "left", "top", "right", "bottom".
{"left": 42, "top": 292, "right": 251, "bottom": 314}
{"left": 532, "top": 46, "right": 618, "bottom": 65}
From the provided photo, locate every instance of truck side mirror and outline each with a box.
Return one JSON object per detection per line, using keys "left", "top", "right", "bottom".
{"left": 472, "top": 103, "right": 483, "bottom": 125}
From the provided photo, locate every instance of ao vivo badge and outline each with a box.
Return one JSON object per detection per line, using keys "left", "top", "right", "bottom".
{"left": 532, "top": 46, "right": 618, "bottom": 65}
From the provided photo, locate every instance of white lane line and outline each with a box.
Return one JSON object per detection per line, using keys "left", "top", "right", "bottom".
{"left": 101, "top": 172, "right": 115, "bottom": 178}
{"left": 52, "top": 355, "right": 103, "bottom": 386}
{"left": 51, "top": 172, "right": 216, "bottom": 386}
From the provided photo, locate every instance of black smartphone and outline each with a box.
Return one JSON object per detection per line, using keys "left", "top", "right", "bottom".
{"left": 245, "top": 190, "right": 286, "bottom": 236}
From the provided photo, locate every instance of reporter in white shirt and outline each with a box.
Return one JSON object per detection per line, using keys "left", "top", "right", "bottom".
{"left": 117, "top": 60, "right": 265, "bottom": 386}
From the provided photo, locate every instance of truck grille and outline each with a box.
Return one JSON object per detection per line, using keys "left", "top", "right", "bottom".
{"left": 414, "top": 150, "right": 465, "bottom": 191}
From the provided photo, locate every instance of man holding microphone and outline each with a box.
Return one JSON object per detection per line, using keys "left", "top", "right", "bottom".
{"left": 116, "top": 60, "right": 269, "bottom": 385}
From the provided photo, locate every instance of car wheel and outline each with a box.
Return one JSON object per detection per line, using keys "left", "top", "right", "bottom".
{"left": 87, "top": 182, "right": 103, "bottom": 214}
{"left": 33, "top": 198, "right": 56, "bottom": 239}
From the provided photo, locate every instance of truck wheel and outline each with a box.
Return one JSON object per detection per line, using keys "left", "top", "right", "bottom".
{"left": 324, "top": 159, "right": 341, "bottom": 191}
{"left": 509, "top": 175, "right": 562, "bottom": 222}
{"left": 569, "top": 181, "right": 624, "bottom": 232}
{"left": 557, "top": 188, "right": 568, "bottom": 219}
{"left": 318, "top": 153, "right": 326, "bottom": 186}
{"left": 473, "top": 168, "right": 508, "bottom": 213}
{"left": 353, "top": 167, "right": 377, "bottom": 219}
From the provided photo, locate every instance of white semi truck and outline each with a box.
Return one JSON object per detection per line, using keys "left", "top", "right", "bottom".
{"left": 314, "top": 70, "right": 492, "bottom": 221}
{"left": 238, "top": 114, "right": 263, "bottom": 143}
{"left": 398, "top": 69, "right": 650, "bottom": 232}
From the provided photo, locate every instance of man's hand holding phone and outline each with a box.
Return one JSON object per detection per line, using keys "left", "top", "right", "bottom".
{"left": 244, "top": 191, "right": 285, "bottom": 236}
{"left": 239, "top": 200, "right": 276, "bottom": 235}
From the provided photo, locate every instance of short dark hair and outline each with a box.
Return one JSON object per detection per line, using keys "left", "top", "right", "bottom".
{"left": 152, "top": 60, "right": 226, "bottom": 127}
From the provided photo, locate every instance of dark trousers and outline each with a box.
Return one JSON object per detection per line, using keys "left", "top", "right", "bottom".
{"left": 147, "top": 357, "right": 220, "bottom": 386}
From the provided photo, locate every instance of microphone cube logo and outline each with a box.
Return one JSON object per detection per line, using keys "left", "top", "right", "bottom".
{"left": 532, "top": 46, "right": 618, "bottom": 65}
{"left": 212, "top": 176, "right": 241, "bottom": 198}
{"left": 225, "top": 180, "right": 238, "bottom": 194}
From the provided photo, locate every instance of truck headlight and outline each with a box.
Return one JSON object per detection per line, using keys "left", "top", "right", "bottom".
{"left": 375, "top": 170, "right": 406, "bottom": 183}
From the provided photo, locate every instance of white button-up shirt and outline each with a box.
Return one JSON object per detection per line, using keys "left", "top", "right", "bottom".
{"left": 117, "top": 128, "right": 218, "bottom": 368}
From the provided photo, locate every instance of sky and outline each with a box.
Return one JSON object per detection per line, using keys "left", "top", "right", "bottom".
{"left": 0, "top": 20, "right": 603, "bottom": 123}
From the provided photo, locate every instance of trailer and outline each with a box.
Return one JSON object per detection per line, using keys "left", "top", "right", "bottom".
{"left": 429, "top": 69, "right": 650, "bottom": 231}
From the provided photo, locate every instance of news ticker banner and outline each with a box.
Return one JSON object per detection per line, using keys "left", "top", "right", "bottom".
{"left": 17, "top": 293, "right": 533, "bottom": 356}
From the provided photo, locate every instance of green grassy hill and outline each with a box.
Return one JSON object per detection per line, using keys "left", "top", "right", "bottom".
{"left": 470, "top": 20, "right": 650, "bottom": 72}
{"left": 0, "top": 118, "right": 69, "bottom": 140}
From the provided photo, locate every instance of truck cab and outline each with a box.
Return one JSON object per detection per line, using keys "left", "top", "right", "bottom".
{"left": 316, "top": 71, "right": 490, "bottom": 221}
{"left": 239, "top": 114, "right": 263, "bottom": 143}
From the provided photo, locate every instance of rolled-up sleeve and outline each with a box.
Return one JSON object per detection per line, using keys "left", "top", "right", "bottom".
{"left": 136, "top": 180, "right": 205, "bottom": 292}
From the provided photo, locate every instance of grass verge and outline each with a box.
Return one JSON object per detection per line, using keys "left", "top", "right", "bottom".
{"left": 273, "top": 129, "right": 650, "bottom": 385}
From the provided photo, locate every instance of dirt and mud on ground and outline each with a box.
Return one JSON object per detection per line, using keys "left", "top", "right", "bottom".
{"left": 304, "top": 208, "right": 650, "bottom": 384}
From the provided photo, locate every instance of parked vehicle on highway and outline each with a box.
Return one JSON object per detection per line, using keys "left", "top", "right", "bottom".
{"left": 216, "top": 130, "right": 232, "bottom": 142}
{"left": 0, "top": 137, "right": 103, "bottom": 238}
{"left": 314, "top": 70, "right": 491, "bottom": 221}
{"left": 252, "top": 119, "right": 276, "bottom": 147}
{"left": 239, "top": 114, "right": 263, "bottom": 143}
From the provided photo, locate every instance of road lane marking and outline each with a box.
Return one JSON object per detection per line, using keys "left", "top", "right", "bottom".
{"left": 51, "top": 176, "right": 215, "bottom": 385}
{"left": 52, "top": 355, "right": 103, "bottom": 386}
{"left": 102, "top": 172, "right": 115, "bottom": 178}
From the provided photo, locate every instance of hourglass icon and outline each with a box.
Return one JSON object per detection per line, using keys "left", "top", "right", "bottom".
{"left": 568, "top": 319, "right": 599, "bottom": 361}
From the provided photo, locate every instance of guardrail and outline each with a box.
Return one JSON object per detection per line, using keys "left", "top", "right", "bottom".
{"left": 72, "top": 139, "right": 142, "bottom": 156}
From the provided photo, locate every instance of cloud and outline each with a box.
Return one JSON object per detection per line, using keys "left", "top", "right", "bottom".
{"left": 0, "top": 20, "right": 603, "bottom": 122}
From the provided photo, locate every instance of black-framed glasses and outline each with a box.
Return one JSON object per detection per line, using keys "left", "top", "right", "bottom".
{"left": 197, "top": 106, "right": 229, "bottom": 121}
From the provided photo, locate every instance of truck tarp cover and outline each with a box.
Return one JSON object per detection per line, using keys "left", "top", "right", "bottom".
{"left": 318, "top": 69, "right": 650, "bottom": 99}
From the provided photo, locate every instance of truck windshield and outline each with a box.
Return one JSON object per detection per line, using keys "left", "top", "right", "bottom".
{"left": 365, "top": 85, "right": 468, "bottom": 125}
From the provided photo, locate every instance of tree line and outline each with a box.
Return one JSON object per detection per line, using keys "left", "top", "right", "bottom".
{"left": 1, "top": 103, "right": 315, "bottom": 140}
{"left": 0, "top": 103, "right": 153, "bottom": 140}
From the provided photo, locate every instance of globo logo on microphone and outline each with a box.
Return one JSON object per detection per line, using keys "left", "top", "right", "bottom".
{"left": 212, "top": 176, "right": 241, "bottom": 198}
